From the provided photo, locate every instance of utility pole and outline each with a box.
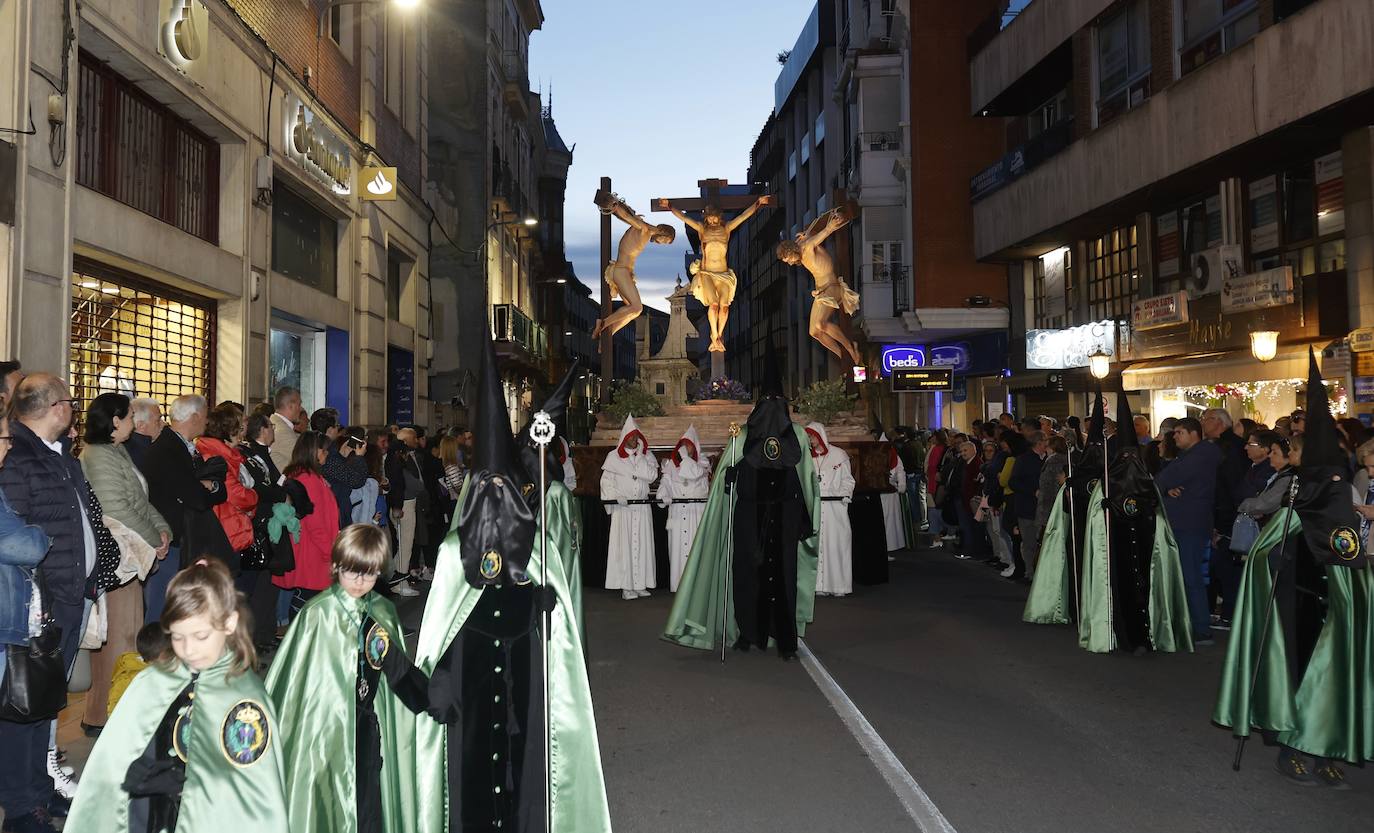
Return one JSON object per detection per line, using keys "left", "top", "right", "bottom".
{"left": 599, "top": 176, "right": 613, "bottom": 403}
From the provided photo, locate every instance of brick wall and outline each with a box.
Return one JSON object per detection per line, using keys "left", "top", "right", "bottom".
{"left": 910, "top": 0, "right": 1009, "bottom": 305}
{"left": 224, "top": 0, "right": 360, "bottom": 134}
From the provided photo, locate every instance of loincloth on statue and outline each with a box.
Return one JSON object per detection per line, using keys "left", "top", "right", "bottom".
{"left": 603, "top": 263, "right": 635, "bottom": 302}
{"left": 687, "top": 260, "right": 736, "bottom": 307}
{"left": 811, "top": 277, "right": 859, "bottom": 315}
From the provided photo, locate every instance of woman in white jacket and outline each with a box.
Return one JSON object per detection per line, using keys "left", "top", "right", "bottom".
{"left": 601, "top": 415, "right": 658, "bottom": 599}
{"left": 808, "top": 423, "right": 855, "bottom": 596}
{"left": 658, "top": 425, "right": 709, "bottom": 591}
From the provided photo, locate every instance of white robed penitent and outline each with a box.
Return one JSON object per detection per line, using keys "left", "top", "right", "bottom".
{"left": 808, "top": 423, "right": 855, "bottom": 596}
{"left": 601, "top": 415, "right": 658, "bottom": 597}
{"left": 880, "top": 433, "right": 907, "bottom": 551}
{"left": 658, "top": 425, "right": 709, "bottom": 592}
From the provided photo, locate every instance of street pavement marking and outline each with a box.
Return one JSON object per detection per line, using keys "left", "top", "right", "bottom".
{"left": 798, "top": 641, "right": 959, "bottom": 833}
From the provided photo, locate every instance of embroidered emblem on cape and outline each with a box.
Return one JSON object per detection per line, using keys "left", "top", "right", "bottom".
{"left": 365, "top": 623, "right": 391, "bottom": 669}
{"left": 220, "top": 700, "right": 271, "bottom": 767}
{"left": 480, "top": 551, "right": 502, "bottom": 580}
{"left": 1122, "top": 497, "right": 1139, "bottom": 517}
{"left": 764, "top": 437, "right": 781, "bottom": 461}
{"left": 522, "top": 483, "right": 535, "bottom": 499}
{"left": 171, "top": 703, "right": 194, "bottom": 763}
{"left": 1330, "top": 527, "right": 1360, "bottom": 561}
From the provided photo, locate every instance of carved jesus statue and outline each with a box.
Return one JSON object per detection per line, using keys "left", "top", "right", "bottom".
{"left": 655, "top": 194, "right": 772, "bottom": 353}
{"left": 776, "top": 208, "right": 862, "bottom": 365}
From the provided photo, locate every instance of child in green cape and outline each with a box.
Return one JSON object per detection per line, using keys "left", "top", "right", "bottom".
{"left": 66, "top": 558, "right": 289, "bottom": 833}
{"left": 266, "top": 524, "right": 430, "bottom": 833}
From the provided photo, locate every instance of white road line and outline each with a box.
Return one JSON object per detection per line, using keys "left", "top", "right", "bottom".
{"left": 798, "top": 640, "right": 959, "bottom": 833}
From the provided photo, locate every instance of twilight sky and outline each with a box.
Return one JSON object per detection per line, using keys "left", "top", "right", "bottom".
{"left": 529, "top": 0, "right": 817, "bottom": 311}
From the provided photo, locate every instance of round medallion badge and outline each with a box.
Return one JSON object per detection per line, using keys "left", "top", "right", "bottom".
{"left": 1122, "top": 497, "right": 1139, "bottom": 517}
{"left": 1330, "top": 527, "right": 1360, "bottom": 561}
{"left": 764, "top": 437, "right": 781, "bottom": 461}
{"left": 480, "top": 551, "right": 502, "bottom": 580}
{"left": 365, "top": 623, "right": 391, "bottom": 670}
{"left": 220, "top": 700, "right": 271, "bottom": 767}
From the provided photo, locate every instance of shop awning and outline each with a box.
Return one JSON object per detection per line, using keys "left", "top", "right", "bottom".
{"left": 1121, "top": 342, "right": 1334, "bottom": 391}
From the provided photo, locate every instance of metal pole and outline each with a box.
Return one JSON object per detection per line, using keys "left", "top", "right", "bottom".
{"left": 598, "top": 176, "right": 613, "bottom": 404}
{"left": 722, "top": 423, "right": 740, "bottom": 662}
{"left": 1101, "top": 388, "right": 1112, "bottom": 636}
{"left": 530, "top": 411, "right": 556, "bottom": 830}
{"left": 1065, "top": 445, "right": 1081, "bottom": 623}
{"left": 1232, "top": 475, "right": 1301, "bottom": 771}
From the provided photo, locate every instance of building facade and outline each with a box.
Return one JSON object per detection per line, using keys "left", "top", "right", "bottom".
{"left": 428, "top": 0, "right": 547, "bottom": 433}
{"left": 970, "top": 0, "right": 1374, "bottom": 428}
{"left": 1, "top": 0, "right": 432, "bottom": 425}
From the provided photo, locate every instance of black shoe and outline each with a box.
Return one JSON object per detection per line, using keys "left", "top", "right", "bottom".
{"left": 1, "top": 809, "right": 58, "bottom": 833}
{"left": 46, "top": 792, "right": 70, "bottom": 819}
{"left": 1212, "top": 618, "right": 1232, "bottom": 632}
{"left": 387, "top": 571, "right": 409, "bottom": 586}
{"left": 1314, "top": 761, "right": 1352, "bottom": 790}
{"left": 779, "top": 650, "right": 797, "bottom": 662}
{"left": 1195, "top": 637, "right": 1216, "bottom": 647}
{"left": 80, "top": 721, "right": 103, "bottom": 738}
{"left": 731, "top": 637, "right": 751, "bottom": 652}
{"left": 1275, "top": 752, "right": 1320, "bottom": 786}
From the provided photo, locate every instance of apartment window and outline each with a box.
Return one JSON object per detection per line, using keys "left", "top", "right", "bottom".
{"left": 1180, "top": 0, "right": 1259, "bottom": 76}
{"left": 1086, "top": 226, "right": 1138, "bottom": 321}
{"left": 328, "top": 6, "right": 353, "bottom": 57}
{"left": 384, "top": 10, "right": 419, "bottom": 133}
{"left": 272, "top": 181, "right": 338, "bottom": 294}
{"left": 76, "top": 52, "right": 219, "bottom": 243}
{"left": 1249, "top": 153, "right": 1346, "bottom": 276}
{"left": 1096, "top": 0, "right": 1151, "bottom": 125}
{"left": 800, "top": 132, "right": 811, "bottom": 165}
{"left": 814, "top": 112, "right": 826, "bottom": 145}
{"left": 1032, "top": 249, "right": 1072, "bottom": 329}
{"left": 1154, "top": 195, "right": 1222, "bottom": 293}
{"left": 1029, "top": 89, "right": 1070, "bottom": 138}
{"left": 788, "top": 150, "right": 797, "bottom": 181}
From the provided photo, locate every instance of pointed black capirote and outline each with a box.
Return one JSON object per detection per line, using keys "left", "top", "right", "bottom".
{"left": 759, "top": 328, "right": 785, "bottom": 399}
{"left": 1086, "top": 388, "right": 1106, "bottom": 446}
{"left": 517, "top": 358, "right": 582, "bottom": 499}
{"left": 541, "top": 357, "right": 582, "bottom": 438}
{"left": 457, "top": 328, "right": 536, "bottom": 588}
{"left": 1301, "top": 347, "right": 1346, "bottom": 469}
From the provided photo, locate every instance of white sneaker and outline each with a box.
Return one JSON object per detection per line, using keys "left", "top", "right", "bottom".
{"left": 621, "top": 590, "right": 637, "bottom": 600}
{"left": 393, "top": 583, "right": 420, "bottom": 597}
{"left": 49, "top": 747, "right": 73, "bottom": 777}
{"left": 636, "top": 589, "right": 651, "bottom": 598}
{"left": 48, "top": 748, "right": 78, "bottom": 798}
{"left": 999, "top": 565, "right": 1016, "bottom": 578}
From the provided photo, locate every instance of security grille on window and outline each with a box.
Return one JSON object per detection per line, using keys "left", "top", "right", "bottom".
{"left": 1096, "top": 0, "right": 1151, "bottom": 125}
{"left": 1086, "top": 226, "right": 1138, "bottom": 321}
{"left": 69, "top": 262, "right": 215, "bottom": 412}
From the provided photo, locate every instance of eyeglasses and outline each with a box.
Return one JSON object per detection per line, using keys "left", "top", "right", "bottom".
{"left": 51, "top": 399, "right": 80, "bottom": 411}
{"left": 0, "top": 435, "right": 11, "bottom": 443}
{"left": 340, "top": 569, "right": 380, "bottom": 582}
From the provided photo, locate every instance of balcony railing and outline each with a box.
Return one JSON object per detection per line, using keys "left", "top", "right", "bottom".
{"left": 856, "top": 131, "right": 901, "bottom": 152}
{"left": 858, "top": 263, "right": 910, "bottom": 318}
{"left": 969, "top": 117, "right": 1073, "bottom": 203}
{"left": 492, "top": 304, "right": 547, "bottom": 360}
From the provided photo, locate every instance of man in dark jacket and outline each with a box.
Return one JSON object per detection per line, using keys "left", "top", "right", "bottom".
{"left": 0, "top": 374, "right": 92, "bottom": 828}
{"left": 1010, "top": 431, "right": 1047, "bottom": 580}
{"left": 139, "top": 395, "right": 233, "bottom": 579}
{"left": 1201, "top": 408, "right": 1249, "bottom": 628}
{"left": 311, "top": 407, "right": 367, "bottom": 524}
{"left": 1156, "top": 417, "right": 1222, "bottom": 644}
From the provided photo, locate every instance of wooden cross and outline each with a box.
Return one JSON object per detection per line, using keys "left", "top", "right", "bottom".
{"left": 652, "top": 179, "right": 763, "bottom": 214}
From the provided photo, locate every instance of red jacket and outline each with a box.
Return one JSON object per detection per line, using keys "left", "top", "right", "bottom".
{"left": 273, "top": 470, "right": 339, "bottom": 591}
{"left": 195, "top": 436, "right": 257, "bottom": 553}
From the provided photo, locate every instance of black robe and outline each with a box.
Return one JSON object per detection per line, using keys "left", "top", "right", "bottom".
{"left": 730, "top": 463, "right": 809, "bottom": 655}
{"left": 1102, "top": 455, "right": 1160, "bottom": 652}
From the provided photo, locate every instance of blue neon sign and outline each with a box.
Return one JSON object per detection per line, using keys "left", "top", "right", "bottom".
{"left": 929, "top": 343, "right": 971, "bottom": 373}
{"left": 880, "top": 345, "right": 927, "bottom": 377}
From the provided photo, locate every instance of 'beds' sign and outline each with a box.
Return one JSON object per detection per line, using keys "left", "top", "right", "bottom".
{"left": 880, "top": 346, "right": 927, "bottom": 377}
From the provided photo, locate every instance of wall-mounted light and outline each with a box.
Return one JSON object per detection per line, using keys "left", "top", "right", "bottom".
{"left": 1088, "top": 348, "right": 1111, "bottom": 380}
{"left": 1250, "top": 330, "right": 1279, "bottom": 363}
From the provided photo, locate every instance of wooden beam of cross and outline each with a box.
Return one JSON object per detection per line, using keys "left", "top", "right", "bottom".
{"left": 652, "top": 178, "right": 762, "bottom": 214}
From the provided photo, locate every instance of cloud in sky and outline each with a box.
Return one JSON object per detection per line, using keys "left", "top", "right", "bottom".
{"left": 530, "top": 0, "right": 816, "bottom": 311}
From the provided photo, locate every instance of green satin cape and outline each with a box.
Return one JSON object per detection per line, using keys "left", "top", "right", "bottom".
{"left": 264, "top": 584, "right": 418, "bottom": 833}
{"left": 412, "top": 490, "right": 611, "bottom": 833}
{"left": 662, "top": 424, "right": 821, "bottom": 651}
{"left": 1078, "top": 485, "right": 1193, "bottom": 654}
{"left": 67, "top": 652, "right": 289, "bottom": 833}
{"left": 1213, "top": 508, "right": 1374, "bottom": 763}
{"left": 546, "top": 480, "right": 585, "bottom": 637}
{"left": 1023, "top": 485, "right": 1073, "bottom": 625}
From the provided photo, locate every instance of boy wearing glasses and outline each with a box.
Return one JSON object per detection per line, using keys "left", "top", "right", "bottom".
{"left": 266, "top": 523, "right": 430, "bottom": 833}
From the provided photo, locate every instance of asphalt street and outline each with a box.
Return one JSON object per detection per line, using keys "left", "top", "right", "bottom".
{"left": 582, "top": 544, "right": 1374, "bottom": 833}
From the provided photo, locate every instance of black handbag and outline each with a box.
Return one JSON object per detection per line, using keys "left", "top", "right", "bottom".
{"left": 0, "top": 570, "right": 68, "bottom": 723}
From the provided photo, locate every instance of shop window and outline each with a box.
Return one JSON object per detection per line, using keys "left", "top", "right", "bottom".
{"left": 70, "top": 261, "right": 214, "bottom": 411}
{"left": 1095, "top": 0, "right": 1151, "bottom": 126}
{"left": 76, "top": 52, "right": 219, "bottom": 244}
{"left": 1086, "top": 225, "right": 1138, "bottom": 321}
{"left": 272, "top": 181, "right": 339, "bottom": 295}
{"left": 1180, "top": 0, "right": 1259, "bottom": 77}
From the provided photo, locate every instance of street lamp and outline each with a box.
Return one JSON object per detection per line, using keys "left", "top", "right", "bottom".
{"left": 1088, "top": 348, "right": 1111, "bottom": 380}
{"left": 318, "top": 0, "right": 420, "bottom": 38}
{"left": 1250, "top": 330, "right": 1279, "bottom": 363}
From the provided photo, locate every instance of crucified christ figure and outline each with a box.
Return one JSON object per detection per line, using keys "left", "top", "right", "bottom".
{"left": 655, "top": 194, "right": 772, "bottom": 353}
{"left": 776, "top": 208, "right": 863, "bottom": 365}
{"left": 591, "top": 191, "right": 676, "bottom": 343}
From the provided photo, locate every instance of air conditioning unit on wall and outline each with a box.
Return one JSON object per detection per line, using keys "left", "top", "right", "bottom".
{"left": 1187, "top": 244, "right": 1242, "bottom": 299}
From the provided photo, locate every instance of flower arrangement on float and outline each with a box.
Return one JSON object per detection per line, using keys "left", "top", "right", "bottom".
{"left": 691, "top": 377, "right": 750, "bottom": 403}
